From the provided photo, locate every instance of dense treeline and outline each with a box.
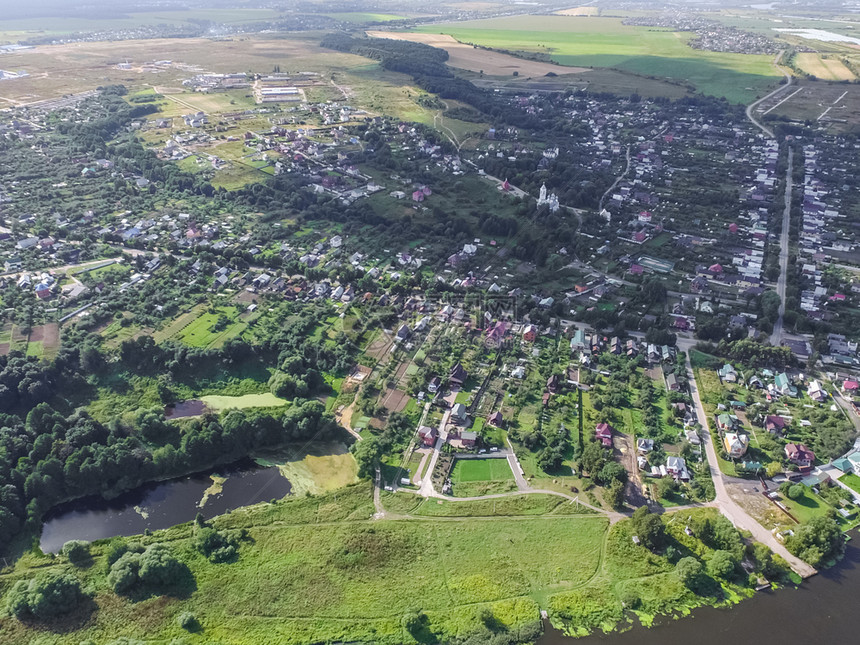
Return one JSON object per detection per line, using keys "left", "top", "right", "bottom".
{"left": 321, "top": 34, "right": 540, "bottom": 129}
{"left": 0, "top": 386, "right": 340, "bottom": 555}
{"left": 0, "top": 300, "right": 355, "bottom": 555}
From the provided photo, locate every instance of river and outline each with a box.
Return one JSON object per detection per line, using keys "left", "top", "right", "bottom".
{"left": 39, "top": 460, "right": 291, "bottom": 553}
{"left": 538, "top": 534, "right": 860, "bottom": 645}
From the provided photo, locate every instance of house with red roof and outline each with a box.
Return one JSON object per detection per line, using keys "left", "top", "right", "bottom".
{"left": 418, "top": 426, "right": 437, "bottom": 448}
{"left": 595, "top": 423, "right": 613, "bottom": 448}
{"left": 785, "top": 443, "right": 815, "bottom": 471}
{"left": 764, "top": 415, "right": 787, "bottom": 435}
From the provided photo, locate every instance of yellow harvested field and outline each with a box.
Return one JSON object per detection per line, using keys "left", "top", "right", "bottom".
{"left": 366, "top": 30, "right": 589, "bottom": 77}
{"left": 555, "top": 7, "right": 599, "bottom": 16}
{"left": 796, "top": 53, "right": 855, "bottom": 81}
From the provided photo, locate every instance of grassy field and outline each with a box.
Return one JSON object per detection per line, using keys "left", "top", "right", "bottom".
{"left": 418, "top": 15, "right": 783, "bottom": 102}
{"left": 839, "top": 472, "right": 860, "bottom": 494}
{"left": 0, "top": 8, "right": 281, "bottom": 40}
{"left": 451, "top": 457, "right": 515, "bottom": 482}
{"left": 0, "top": 484, "right": 608, "bottom": 644}
{"left": 796, "top": 53, "right": 855, "bottom": 81}
{"left": 200, "top": 393, "right": 288, "bottom": 411}
{"left": 157, "top": 305, "right": 248, "bottom": 349}
{"left": 326, "top": 12, "right": 408, "bottom": 23}
{"left": 0, "top": 483, "right": 773, "bottom": 644}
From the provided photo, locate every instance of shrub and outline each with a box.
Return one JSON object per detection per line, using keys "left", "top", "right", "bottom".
{"left": 787, "top": 484, "right": 803, "bottom": 500}
{"left": 676, "top": 556, "right": 705, "bottom": 591}
{"left": 108, "top": 552, "right": 141, "bottom": 594}
{"left": 178, "top": 611, "right": 198, "bottom": 631}
{"left": 708, "top": 550, "right": 737, "bottom": 579}
{"left": 61, "top": 540, "right": 90, "bottom": 566}
{"left": 193, "top": 526, "right": 240, "bottom": 563}
{"left": 108, "top": 543, "right": 189, "bottom": 594}
{"left": 6, "top": 570, "right": 86, "bottom": 620}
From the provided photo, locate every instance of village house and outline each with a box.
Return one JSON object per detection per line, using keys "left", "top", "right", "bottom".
{"left": 451, "top": 403, "right": 467, "bottom": 424}
{"left": 666, "top": 456, "right": 690, "bottom": 481}
{"left": 522, "top": 324, "right": 538, "bottom": 342}
{"left": 718, "top": 363, "right": 738, "bottom": 383}
{"left": 418, "top": 425, "right": 437, "bottom": 448}
{"left": 595, "top": 423, "right": 613, "bottom": 448}
{"left": 723, "top": 432, "right": 749, "bottom": 458}
{"left": 460, "top": 430, "right": 478, "bottom": 447}
{"left": 488, "top": 411, "right": 504, "bottom": 428}
{"left": 427, "top": 376, "right": 441, "bottom": 393}
{"left": 764, "top": 415, "right": 788, "bottom": 435}
{"left": 637, "top": 438, "right": 654, "bottom": 454}
{"left": 785, "top": 443, "right": 815, "bottom": 472}
{"left": 807, "top": 379, "right": 827, "bottom": 402}
{"left": 774, "top": 372, "right": 798, "bottom": 397}
{"left": 717, "top": 413, "right": 739, "bottom": 431}
{"left": 449, "top": 363, "right": 468, "bottom": 386}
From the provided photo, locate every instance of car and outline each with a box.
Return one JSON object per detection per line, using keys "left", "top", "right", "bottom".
{"left": 384, "top": 485, "right": 393, "bottom": 491}
{"left": 478, "top": 449, "right": 487, "bottom": 454}
{"left": 489, "top": 447, "right": 499, "bottom": 452}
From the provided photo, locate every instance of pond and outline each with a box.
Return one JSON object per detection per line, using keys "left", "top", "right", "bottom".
{"left": 39, "top": 460, "right": 291, "bottom": 553}
{"left": 537, "top": 532, "right": 860, "bottom": 645}
{"left": 164, "top": 399, "right": 209, "bottom": 419}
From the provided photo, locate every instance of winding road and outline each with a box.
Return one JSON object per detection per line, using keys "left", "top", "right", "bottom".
{"left": 745, "top": 50, "right": 793, "bottom": 139}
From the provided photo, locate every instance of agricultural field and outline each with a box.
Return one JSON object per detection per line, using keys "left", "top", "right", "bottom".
{"left": 326, "top": 12, "right": 410, "bottom": 23}
{"left": 366, "top": 31, "right": 587, "bottom": 77}
{"left": 795, "top": 53, "right": 856, "bottom": 81}
{"left": 417, "top": 15, "right": 784, "bottom": 103}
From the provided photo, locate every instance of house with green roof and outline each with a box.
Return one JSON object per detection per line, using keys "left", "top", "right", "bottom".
{"left": 718, "top": 363, "right": 738, "bottom": 383}
{"left": 774, "top": 372, "right": 797, "bottom": 397}
{"left": 717, "top": 413, "right": 739, "bottom": 431}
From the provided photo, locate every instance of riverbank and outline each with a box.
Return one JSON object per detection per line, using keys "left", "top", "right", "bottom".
{"left": 0, "top": 485, "right": 788, "bottom": 645}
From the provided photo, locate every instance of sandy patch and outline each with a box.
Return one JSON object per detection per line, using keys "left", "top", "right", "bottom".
{"left": 366, "top": 31, "right": 589, "bottom": 77}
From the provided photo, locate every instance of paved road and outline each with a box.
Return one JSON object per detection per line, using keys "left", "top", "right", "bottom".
{"left": 418, "top": 410, "right": 450, "bottom": 497}
{"left": 746, "top": 50, "right": 792, "bottom": 139}
{"left": 770, "top": 150, "right": 793, "bottom": 347}
{"left": 599, "top": 143, "right": 631, "bottom": 212}
{"left": 505, "top": 438, "right": 529, "bottom": 491}
{"left": 680, "top": 341, "right": 817, "bottom": 577}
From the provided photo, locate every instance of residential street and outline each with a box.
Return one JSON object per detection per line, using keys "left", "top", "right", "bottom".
{"left": 681, "top": 343, "right": 817, "bottom": 577}
{"left": 770, "top": 150, "right": 793, "bottom": 347}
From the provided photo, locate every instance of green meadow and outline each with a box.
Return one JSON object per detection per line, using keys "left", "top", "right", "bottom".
{"left": 419, "top": 16, "right": 783, "bottom": 103}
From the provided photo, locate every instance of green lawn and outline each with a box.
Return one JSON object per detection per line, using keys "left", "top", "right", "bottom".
{"left": 419, "top": 15, "right": 782, "bottom": 103}
{"left": 451, "top": 458, "right": 514, "bottom": 483}
{"left": 779, "top": 488, "right": 832, "bottom": 524}
{"left": 174, "top": 307, "right": 247, "bottom": 348}
{"left": 839, "top": 473, "right": 860, "bottom": 495}
{"left": 200, "top": 393, "right": 288, "bottom": 411}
